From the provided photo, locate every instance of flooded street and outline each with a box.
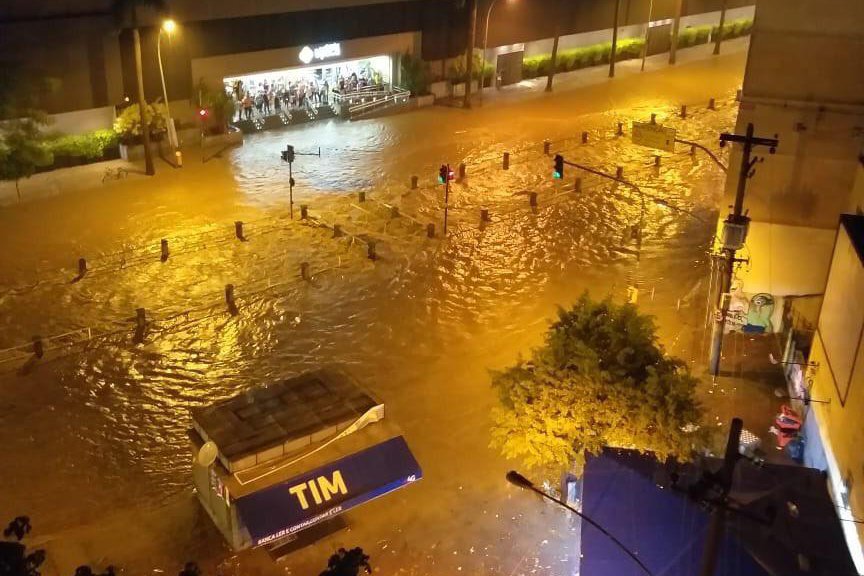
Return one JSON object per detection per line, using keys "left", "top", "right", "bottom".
{"left": 0, "top": 50, "right": 746, "bottom": 576}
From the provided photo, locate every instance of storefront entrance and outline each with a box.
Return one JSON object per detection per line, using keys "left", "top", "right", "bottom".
{"left": 224, "top": 55, "right": 392, "bottom": 128}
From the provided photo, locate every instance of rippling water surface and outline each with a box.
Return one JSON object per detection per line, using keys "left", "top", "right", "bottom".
{"left": 0, "top": 67, "right": 743, "bottom": 574}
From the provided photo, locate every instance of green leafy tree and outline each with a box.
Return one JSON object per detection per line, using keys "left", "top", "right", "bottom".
{"left": 195, "top": 79, "right": 233, "bottom": 134}
{"left": 491, "top": 293, "right": 703, "bottom": 474}
{"left": 0, "top": 115, "right": 51, "bottom": 202}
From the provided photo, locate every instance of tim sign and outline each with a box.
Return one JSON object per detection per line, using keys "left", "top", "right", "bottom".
{"left": 235, "top": 436, "right": 422, "bottom": 546}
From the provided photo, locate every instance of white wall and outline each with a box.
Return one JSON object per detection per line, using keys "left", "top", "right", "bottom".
{"left": 45, "top": 106, "right": 116, "bottom": 135}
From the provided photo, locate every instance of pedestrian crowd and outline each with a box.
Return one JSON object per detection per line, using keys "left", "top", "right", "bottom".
{"left": 228, "top": 70, "right": 382, "bottom": 122}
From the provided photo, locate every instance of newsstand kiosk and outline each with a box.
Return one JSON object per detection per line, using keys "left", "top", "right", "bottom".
{"left": 189, "top": 369, "right": 422, "bottom": 550}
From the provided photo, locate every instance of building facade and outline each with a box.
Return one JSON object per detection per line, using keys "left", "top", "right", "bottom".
{"left": 724, "top": 0, "right": 864, "bottom": 307}
{"left": 2, "top": 0, "right": 752, "bottom": 131}
{"left": 802, "top": 214, "right": 864, "bottom": 573}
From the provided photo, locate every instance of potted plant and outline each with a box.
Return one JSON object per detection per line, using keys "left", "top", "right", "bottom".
{"left": 113, "top": 103, "right": 167, "bottom": 161}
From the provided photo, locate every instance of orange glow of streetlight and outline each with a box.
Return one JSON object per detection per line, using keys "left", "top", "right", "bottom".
{"left": 162, "top": 19, "right": 177, "bottom": 34}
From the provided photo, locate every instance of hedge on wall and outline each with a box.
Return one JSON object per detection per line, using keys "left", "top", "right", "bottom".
{"left": 521, "top": 38, "right": 645, "bottom": 79}
{"left": 520, "top": 18, "right": 752, "bottom": 80}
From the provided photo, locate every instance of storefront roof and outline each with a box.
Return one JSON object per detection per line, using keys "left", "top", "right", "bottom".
{"left": 581, "top": 449, "right": 857, "bottom": 576}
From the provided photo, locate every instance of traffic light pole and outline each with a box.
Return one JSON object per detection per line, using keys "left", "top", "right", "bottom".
{"left": 443, "top": 163, "right": 451, "bottom": 235}
{"left": 708, "top": 123, "right": 777, "bottom": 376}
{"left": 289, "top": 161, "right": 294, "bottom": 219}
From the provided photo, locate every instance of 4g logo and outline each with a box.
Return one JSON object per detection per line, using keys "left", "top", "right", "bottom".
{"left": 288, "top": 471, "right": 348, "bottom": 510}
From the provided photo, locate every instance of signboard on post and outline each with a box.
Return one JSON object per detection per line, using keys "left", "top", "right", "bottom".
{"left": 632, "top": 121, "right": 676, "bottom": 152}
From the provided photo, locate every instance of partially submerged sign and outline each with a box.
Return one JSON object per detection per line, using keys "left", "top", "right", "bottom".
{"left": 632, "top": 121, "right": 676, "bottom": 153}
{"left": 235, "top": 435, "right": 421, "bottom": 546}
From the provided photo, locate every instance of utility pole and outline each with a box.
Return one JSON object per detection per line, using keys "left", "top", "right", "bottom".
{"left": 713, "top": 0, "right": 728, "bottom": 55}
{"left": 669, "top": 0, "right": 682, "bottom": 65}
{"left": 708, "top": 123, "right": 778, "bottom": 376}
{"left": 464, "top": 0, "right": 478, "bottom": 109}
{"left": 609, "top": 0, "right": 621, "bottom": 78}
{"left": 698, "top": 418, "right": 743, "bottom": 576}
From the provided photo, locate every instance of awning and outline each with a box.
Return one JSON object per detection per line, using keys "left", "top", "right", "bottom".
{"left": 235, "top": 435, "right": 421, "bottom": 546}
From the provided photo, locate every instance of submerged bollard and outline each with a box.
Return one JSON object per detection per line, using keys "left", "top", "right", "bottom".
{"left": 650, "top": 113, "right": 657, "bottom": 125}
{"left": 333, "top": 224, "right": 343, "bottom": 238}
{"left": 235, "top": 221, "right": 245, "bottom": 241}
{"left": 543, "top": 140, "right": 551, "bottom": 155}
{"left": 529, "top": 192, "right": 538, "bottom": 207}
{"left": 680, "top": 104, "right": 687, "bottom": 119}
{"left": 616, "top": 166, "right": 624, "bottom": 179}
{"left": 367, "top": 241, "right": 377, "bottom": 261}
{"left": 581, "top": 131, "right": 589, "bottom": 144}
{"left": 410, "top": 175, "right": 418, "bottom": 190}
{"left": 574, "top": 177, "right": 582, "bottom": 193}
{"left": 426, "top": 223, "right": 435, "bottom": 238}
{"left": 708, "top": 97, "right": 716, "bottom": 110}
{"left": 225, "top": 284, "right": 238, "bottom": 316}
{"left": 300, "top": 205, "right": 309, "bottom": 219}
{"left": 160, "top": 239, "right": 169, "bottom": 262}
{"left": 654, "top": 155, "right": 661, "bottom": 167}
{"left": 390, "top": 205, "right": 400, "bottom": 218}
{"left": 32, "top": 335, "right": 44, "bottom": 359}
{"left": 133, "top": 308, "right": 146, "bottom": 344}
{"left": 358, "top": 191, "right": 366, "bottom": 202}
{"left": 77, "top": 257, "right": 87, "bottom": 278}
{"left": 458, "top": 163, "right": 466, "bottom": 180}
{"left": 616, "top": 122, "right": 624, "bottom": 136}
{"left": 300, "top": 262, "right": 310, "bottom": 281}
{"left": 480, "top": 208, "right": 490, "bottom": 223}
{"left": 503, "top": 152, "right": 510, "bottom": 170}
{"left": 690, "top": 144, "right": 696, "bottom": 156}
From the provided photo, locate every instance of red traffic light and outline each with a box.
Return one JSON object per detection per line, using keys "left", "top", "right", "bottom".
{"left": 198, "top": 108, "right": 209, "bottom": 118}
{"left": 438, "top": 165, "right": 454, "bottom": 184}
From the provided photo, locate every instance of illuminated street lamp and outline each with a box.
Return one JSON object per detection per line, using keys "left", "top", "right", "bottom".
{"left": 479, "top": 0, "right": 516, "bottom": 103}
{"left": 158, "top": 18, "right": 179, "bottom": 150}
{"left": 505, "top": 470, "right": 655, "bottom": 576}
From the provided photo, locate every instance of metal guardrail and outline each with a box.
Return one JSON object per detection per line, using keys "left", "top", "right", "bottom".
{"left": 348, "top": 86, "right": 410, "bottom": 119}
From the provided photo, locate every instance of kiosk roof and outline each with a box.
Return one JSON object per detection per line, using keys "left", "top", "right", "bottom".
{"left": 191, "top": 369, "right": 379, "bottom": 461}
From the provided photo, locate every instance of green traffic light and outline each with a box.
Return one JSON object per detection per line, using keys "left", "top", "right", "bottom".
{"left": 553, "top": 171, "right": 562, "bottom": 179}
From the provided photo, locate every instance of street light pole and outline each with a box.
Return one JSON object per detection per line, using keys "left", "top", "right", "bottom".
{"left": 479, "top": 0, "right": 499, "bottom": 104}
{"left": 640, "top": 0, "right": 655, "bottom": 72}
{"left": 158, "top": 19, "right": 179, "bottom": 151}
{"left": 506, "top": 471, "right": 655, "bottom": 576}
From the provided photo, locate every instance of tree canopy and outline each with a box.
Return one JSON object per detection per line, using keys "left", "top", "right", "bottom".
{"left": 491, "top": 292, "right": 703, "bottom": 474}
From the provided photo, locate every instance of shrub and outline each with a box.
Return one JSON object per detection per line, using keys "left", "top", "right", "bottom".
{"left": 400, "top": 52, "right": 430, "bottom": 95}
{"left": 447, "top": 53, "right": 490, "bottom": 84}
{"left": 536, "top": 55, "right": 553, "bottom": 76}
{"left": 615, "top": 38, "right": 645, "bottom": 61}
{"left": 712, "top": 18, "right": 753, "bottom": 41}
{"left": 45, "top": 129, "right": 118, "bottom": 160}
{"left": 113, "top": 103, "right": 167, "bottom": 144}
{"left": 521, "top": 57, "right": 541, "bottom": 79}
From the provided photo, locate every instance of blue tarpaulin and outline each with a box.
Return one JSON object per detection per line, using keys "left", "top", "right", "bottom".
{"left": 235, "top": 435, "right": 421, "bottom": 545}
{"left": 581, "top": 449, "right": 767, "bottom": 576}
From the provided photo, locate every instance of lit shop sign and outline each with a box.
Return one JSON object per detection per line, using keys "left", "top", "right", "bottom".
{"left": 298, "top": 43, "right": 342, "bottom": 64}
